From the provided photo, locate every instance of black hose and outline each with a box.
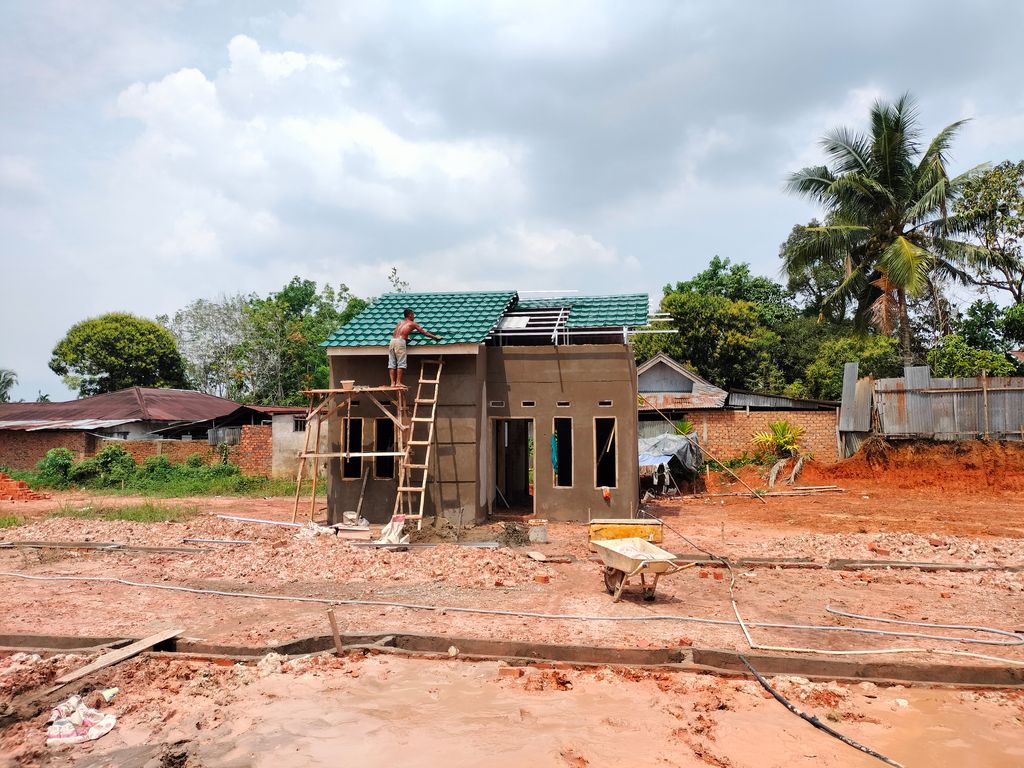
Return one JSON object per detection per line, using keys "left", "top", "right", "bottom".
{"left": 739, "top": 655, "right": 905, "bottom": 768}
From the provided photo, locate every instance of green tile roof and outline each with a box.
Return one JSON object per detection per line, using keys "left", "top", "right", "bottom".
{"left": 323, "top": 291, "right": 517, "bottom": 347}
{"left": 515, "top": 294, "right": 649, "bottom": 327}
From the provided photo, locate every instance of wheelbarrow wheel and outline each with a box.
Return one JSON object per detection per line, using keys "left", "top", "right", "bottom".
{"left": 603, "top": 566, "right": 625, "bottom": 595}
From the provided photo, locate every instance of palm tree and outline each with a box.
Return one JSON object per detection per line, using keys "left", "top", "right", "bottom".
{"left": 0, "top": 369, "right": 16, "bottom": 403}
{"left": 785, "top": 94, "right": 978, "bottom": 363}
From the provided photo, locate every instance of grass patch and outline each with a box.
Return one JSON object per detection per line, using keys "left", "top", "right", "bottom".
{"left": 49, "top": 501, "right": 199, "bottom": 523}
{"left": 0, "top": 515, "right": 23, "bottom": 529}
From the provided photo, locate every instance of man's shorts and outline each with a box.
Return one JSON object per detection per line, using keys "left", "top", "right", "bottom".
{"left": 388, "top": 338, "right": 408, "bottom": 369}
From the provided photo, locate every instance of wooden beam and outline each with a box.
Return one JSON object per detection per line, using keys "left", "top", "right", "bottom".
{"left": 363, "top": 391, "right": 406, "bottom": 431}
{"left": 50, "top": 628, "right": 182, "bottom": 691}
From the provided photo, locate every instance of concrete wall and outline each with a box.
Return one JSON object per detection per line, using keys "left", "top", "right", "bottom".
{"left": 638, "top": 361, "right": 692, "bottom": 393}
{"left": 327, "top": 351, "right": 482, "bottom": 525}
{"left": 271, "top": 413, "right": 328, "bottom": 479}
{"left": 486, "top": 345, "right": 639, "bottom": 521}
{"left": 326, "top": 344, "right": 640, "bottom": 525}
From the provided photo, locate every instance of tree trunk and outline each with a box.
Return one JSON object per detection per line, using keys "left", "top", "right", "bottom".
{"left": 897, "top": 287, "right": 913, "bottom": 365}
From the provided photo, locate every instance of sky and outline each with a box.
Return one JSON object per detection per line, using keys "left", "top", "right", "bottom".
{"left": 2, "top": 1, "right": 1024, "bottom": 402}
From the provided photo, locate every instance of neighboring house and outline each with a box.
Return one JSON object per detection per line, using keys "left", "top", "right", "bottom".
{"left": 0, "top": 387, "right": 239, "bottom": 469}
{"left": 156, "top": 404, "right": 315, "bottom": 478}
{"left": 636, "top": 353, "right": 841, "bottom": 462}
{"left": 323, "top": 291, "right": 649, "bottom": 524}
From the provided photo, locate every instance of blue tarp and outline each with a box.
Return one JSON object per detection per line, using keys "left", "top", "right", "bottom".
{"left": 637, "top": 432, "right": 701, "bottom": 474}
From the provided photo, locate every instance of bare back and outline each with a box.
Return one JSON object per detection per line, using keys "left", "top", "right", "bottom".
{"left": 393, "top": 319, "right": 420, "bottom": 340}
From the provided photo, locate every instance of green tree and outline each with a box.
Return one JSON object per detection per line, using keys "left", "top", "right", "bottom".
{"left": 803, "top": 335, "right": 903, "bottom": 400}
{"left": 951, "top": 160, "right": 1024, "bottom": 303}
{"left": 927, "top": 334, "right": 1016, "bottom": 377}
{"left": 786, "top": 94, "right": 977, "bottom": 364}
{"left": 781, "top": 219, "right": 848, "bottom": 322}
{"left": 158, "top": 295, "right": 247, "bottom": 398}
{"left": 234, "top": 278, "right": 367, "bottom": 404}
{"left": 49, "top": 313, "right": 189, "bottom": 396}
{"left": 666, "top": 256, "right": 795, "bottom": 326}
{"left": 644, "top": 291, "right": 785, "bottom": 392}
{"left": 0, "top": 369, "right": 16, "bottom": 403}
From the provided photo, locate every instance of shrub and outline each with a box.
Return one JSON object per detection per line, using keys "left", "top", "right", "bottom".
{"left": 185, "top": 452, "right": 206, "bottom": 468}
{"left": 68, "top": 459, "right": 101, "bottom": 484}
{"left": 752, "top": 420, "right": 806, "bottom": 458}
{"left": 92, "top": 444, "right": 136, "bottom": 481}
{"left": 36, "top": 448, "right": 76, "bottom": 487}
{"left": 927, "top": 334, "right": 1016, "bottom": 378}
{"left": 140, "top": 455, "right": 175, "bottom": 481}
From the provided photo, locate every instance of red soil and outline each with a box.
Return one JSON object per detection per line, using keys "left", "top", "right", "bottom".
{"left": 801, "top": 439, "right": 1024, "bottom": 492}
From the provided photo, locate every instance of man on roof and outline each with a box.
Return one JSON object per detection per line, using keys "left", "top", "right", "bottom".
{"left": 389, "top": 308, "right": 442, "bottom": 387}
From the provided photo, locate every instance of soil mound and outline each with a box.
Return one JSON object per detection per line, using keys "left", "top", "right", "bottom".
{"left": 802, "top": 439, "right": 1024, "bottom": 491}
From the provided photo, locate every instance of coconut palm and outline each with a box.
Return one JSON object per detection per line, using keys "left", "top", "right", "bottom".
{"left": 0, "top": 369, "right": 16, "bottom": 403}
{"left": 785, "top": 94, "right": 979, "bottom": 363}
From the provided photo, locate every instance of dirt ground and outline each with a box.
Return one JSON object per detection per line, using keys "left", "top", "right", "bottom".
{"left": 2, "top": 652, "right": 1023, "bottom": 767}
{"left": 2, "top": 442, "right": 1024, "bottom": 764}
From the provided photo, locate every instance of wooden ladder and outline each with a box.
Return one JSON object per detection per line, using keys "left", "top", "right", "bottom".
{"left": 392, "top": 357, "right": 444, "bottom": 528}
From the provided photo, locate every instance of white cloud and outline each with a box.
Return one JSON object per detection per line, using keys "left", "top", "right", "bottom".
{"left": 399, "top": 224, "right": 641, "bottom": 291}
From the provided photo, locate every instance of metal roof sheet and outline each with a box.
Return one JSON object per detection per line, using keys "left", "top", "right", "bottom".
{"left": 0, "top": 418, "right": 140, "bottom": 432}
{"left": 323, "top": 291, "right": 518, "bottom": 347}
{"left": 0, "top": 387, "right": 239, "bottom": 424}
{"left": 515, "top": 294, "right": 649, "bottom": 328}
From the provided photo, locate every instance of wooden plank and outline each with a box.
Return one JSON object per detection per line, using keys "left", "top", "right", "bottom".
{"left": 51, "top": 628, "right": 182, "bottom": 688}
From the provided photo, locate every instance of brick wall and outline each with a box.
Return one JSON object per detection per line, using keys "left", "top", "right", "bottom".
{"left": 94, "top": 438, "right": 217, "bottom": 466}
{"left": 0, "top": 430, "right": 91, "bottom": 470}
{"left": 685, "top": 409, "right": 839, "bottom": 463}
{"left": 237, "top": 425, "right": 273, "bottom": 477}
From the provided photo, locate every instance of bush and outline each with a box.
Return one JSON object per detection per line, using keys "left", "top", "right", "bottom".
{"left": 36, "top": 448, "right": 76, "bottom": 487}
{"left": 752, "top": 420, "right": 806, "bottom": 457}
{"left": 185, "top": 452, "right": 206, "bottom": 468}
{"left": 68, "top": 459, "right": 101, "bottom": 484}
{"left": 140, "top": 455, "right": 175, "bottom": 480}
{"left": 93, "top": 444, "right": 136, "bottom": 482}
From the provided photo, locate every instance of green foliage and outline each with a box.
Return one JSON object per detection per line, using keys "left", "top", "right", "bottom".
{"left": 802, "top": 335, "right": 903, "bottom": 400}
{"left": 652, "top": 291, "right": 786, "bottom": 392}
{"left": 926, "top": 334, "right": 1016, "bottom": 377}
{"left": 0, "top": 515, "right": 22, "bottom": 529}
{"left": 22, "top": 449, "right": 293, "bottom": 497}
{"left": 956, "top": 300, "right": 1006, "bottom": 352}
{"left": 50, "top": 501, "right": 198, "bottom": 523}
{"left": 752, "top": 420, "right": 806, "bottom": 458}
{"left": 666, "top": 256, "right": 795, "bottom": 326}
{"left": 952, "top": 160, "right": 1024, "bottom": 304}
{"left": 786, "top": 93, "right": 974, "bottom": 362}
{"left": 162, "top": 277, "right": 367, "bottom": 405}
{"left": 674, "top": 419, "right": 695, "bottom": 435}
{"left": 0, "top": 369, "right": 16, "bottom": 403}
{"left": 36, "top": 447, "right": 76, "bottom": 487}
{"left": 1004, "top": 304, "right": 1024, "bottom": 346}
{"left": 781, "top": 220, "right": 848, "bottom": 322}
{"left": 49, "top": 312, "right": 189, "bottom": 396}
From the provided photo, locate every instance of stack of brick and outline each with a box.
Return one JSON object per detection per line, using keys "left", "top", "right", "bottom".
{"left": 0, "top": 472, "right": 50, "bottom": 501}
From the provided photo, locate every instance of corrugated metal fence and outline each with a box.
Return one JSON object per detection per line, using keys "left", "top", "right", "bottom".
{"left": 839, "top": 364, "right": 1024, "bottom": 455}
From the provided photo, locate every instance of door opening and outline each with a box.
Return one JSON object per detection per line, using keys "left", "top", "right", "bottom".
{"left": 494, "top": 418, "right": 535, "bottom": 514}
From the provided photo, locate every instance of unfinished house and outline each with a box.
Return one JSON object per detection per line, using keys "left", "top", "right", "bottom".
{"left": 319, "top": 291, "right": 649, "bottom": 525}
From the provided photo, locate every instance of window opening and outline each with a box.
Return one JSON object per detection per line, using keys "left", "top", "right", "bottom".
{"left": 374, "top": 418, "right": 396, "bottom": 479}
{"left": 598, "top": 400, "right": 613, "bottom": 407}
{"left": 594, "top": 417, "right": 617, "bottom": 488}
{"left": 342, "top": 418, "right": 363, "bottom": 479}
{"left": 553, "top": 418, "right": 573, "bottom": 487}
{"left": 293, "top": 417, "right": 307, "bottom": 432}
{"left": 556, "top": 401, "right": 570, "bottom": 408}
{"left": 521, "top": 400, "right": 536, "bottom": 407}
{"left": 489, "top": 400, "right": 506, "bottom": 408}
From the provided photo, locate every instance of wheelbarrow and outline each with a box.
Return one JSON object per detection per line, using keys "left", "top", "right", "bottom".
{"left": 592, "top": 537, "right": 685, "bottom": 602}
